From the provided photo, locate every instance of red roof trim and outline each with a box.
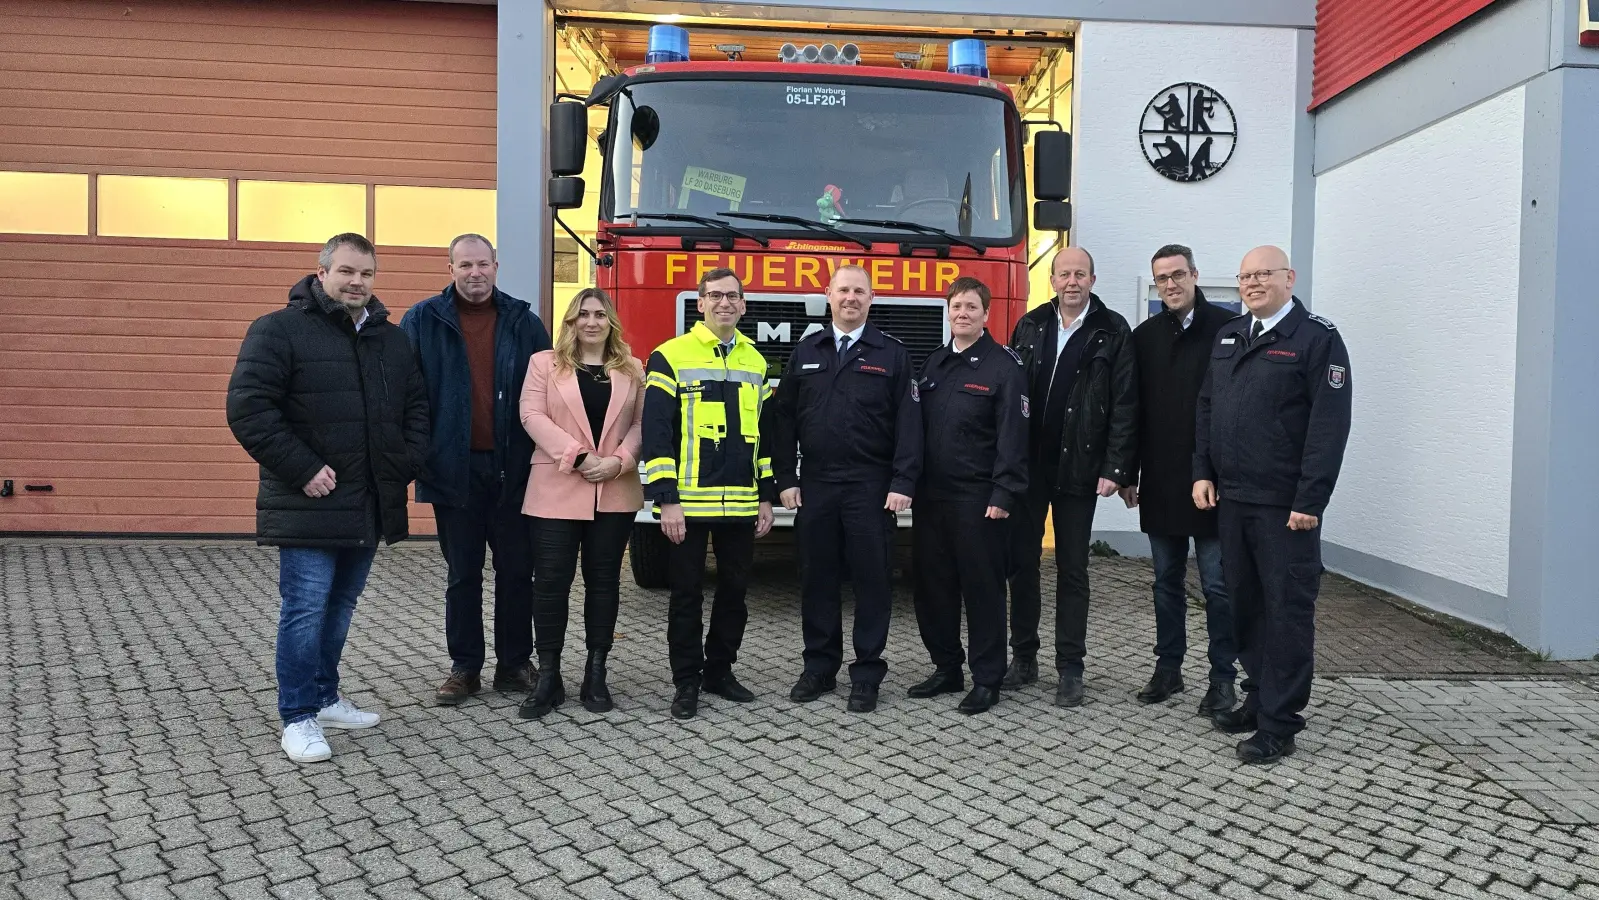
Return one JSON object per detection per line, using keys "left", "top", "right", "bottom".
{"left": 1311, "top": 0, "right": 1502, "bottom": 109}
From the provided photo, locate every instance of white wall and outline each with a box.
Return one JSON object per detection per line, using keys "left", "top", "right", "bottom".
{"left": 1312, "top": 87, "right": 1525, "bottom": 604}
{"left": 1069, "top": 21, "right": 1303, "bottom": 534}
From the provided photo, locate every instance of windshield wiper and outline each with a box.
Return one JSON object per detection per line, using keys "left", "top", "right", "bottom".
{"left": 718, "top": 212, "right": 872, "bottom": 251}
{"left": 835, "top": 217, "right": 985, "bottom": 254}
{"left": 630, "top": 212, "right": 770, "bottom": 247}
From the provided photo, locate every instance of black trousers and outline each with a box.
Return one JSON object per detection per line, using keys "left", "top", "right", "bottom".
{"left": 1007, "top": 481, "right": 1098, "bottom": 676}
{"left": 433, "top": 451, "right": 534, "bottom": 673}
{"left": 667, "top": 520, "right": 756, "bottom": 687}
{"left": 528, "top": 512, "right": 634, "bottom": 656}
{"left": 798, "top": 479, "right": 895, "bottom": 686}
{"left": 1218, "top": 500, "right": 1321, "bottom": 738}
{"left": 912, "top": 498, "right": 1009, "bottom": 688}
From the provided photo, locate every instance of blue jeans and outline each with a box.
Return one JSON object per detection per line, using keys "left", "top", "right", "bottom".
{"left": 277, "top": 546, "right": 377, "bottom": 725}
{"left": 1148, "top": 534, "right": 1237, "bottom": 682}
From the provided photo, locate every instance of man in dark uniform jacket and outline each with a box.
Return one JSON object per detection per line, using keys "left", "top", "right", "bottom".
{"left": 1195, "top": 245, "right": 1352, "bottom": 764}
{"left": 1004, "top": 247, "right": 1138, "bottom": 708}
{"left": 907, "top": 277, "right": 1028, "bottom": 715}
{"left": 767, "top": 264, "right": 922, "bottom": 713}
{"left": 1124, "top": 244, "right": 1237, "bottom": 715}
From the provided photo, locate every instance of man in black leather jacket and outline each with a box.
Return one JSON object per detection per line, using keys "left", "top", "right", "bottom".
{"left": 1003, "top": 247, "right": 1137, "bottom": 708}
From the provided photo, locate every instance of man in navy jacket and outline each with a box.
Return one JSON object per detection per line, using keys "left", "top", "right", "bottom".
{"left": 400, "top": 234, "right": 551, "bottom": 705}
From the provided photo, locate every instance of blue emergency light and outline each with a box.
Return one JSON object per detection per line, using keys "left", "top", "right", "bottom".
{"left": 947, "top": 39, "right": 989, "bottom": 77}
{"left": 646, "top": 25, "right": 691, "bottom": 63}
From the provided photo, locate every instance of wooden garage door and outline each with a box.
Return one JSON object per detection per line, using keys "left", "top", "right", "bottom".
{"left": 0, "top": 0, "right": 496, "bottom": 535}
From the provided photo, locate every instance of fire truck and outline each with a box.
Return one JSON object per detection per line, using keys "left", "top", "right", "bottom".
{"left": 547, "top": 26, "right": 1072, "bottom": 587}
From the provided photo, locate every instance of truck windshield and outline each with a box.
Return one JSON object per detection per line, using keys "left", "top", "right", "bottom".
{"left": 606, "top": 77, "right": 1023, "bottom": 242}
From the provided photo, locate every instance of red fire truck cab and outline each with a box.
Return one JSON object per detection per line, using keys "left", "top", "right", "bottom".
{"left": 548, "top": 28, "right": 1072, "bottom": 586}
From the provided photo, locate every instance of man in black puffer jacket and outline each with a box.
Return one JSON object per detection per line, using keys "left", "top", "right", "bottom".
{"left": 1003, "top": 246, "right": 1137, "bottom": 709}
{"left": 227, "top": 233, "right": 429, "bottom": 766}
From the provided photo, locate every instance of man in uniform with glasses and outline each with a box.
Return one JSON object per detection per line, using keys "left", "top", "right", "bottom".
{"left": 1193, "top": 245, "right": 1352, "bottom": 764}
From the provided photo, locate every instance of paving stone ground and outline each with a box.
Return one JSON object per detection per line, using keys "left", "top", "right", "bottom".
{"left": 3, "top": 539, "right": 1599, "bottom": 899}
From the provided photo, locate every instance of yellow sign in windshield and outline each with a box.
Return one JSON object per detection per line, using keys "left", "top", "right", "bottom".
{"left": 679, "top": 166, "right": 746, "bottom": 209}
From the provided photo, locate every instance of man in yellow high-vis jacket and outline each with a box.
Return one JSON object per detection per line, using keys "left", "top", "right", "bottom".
{"left": 642, "top": 266, "right": 776, "bottom": 720}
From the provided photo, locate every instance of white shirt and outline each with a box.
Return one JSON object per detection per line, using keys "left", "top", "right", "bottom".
{"left": 833, "top": 323, "right": 865, "bottom": 354}
{"left": 1250, "top": 299, "right": 1295, "bottom": 338}
{"left": 351, "top": 307, "right": 370, "bottom": 332}
{"left": 1181, "top": 307, "right": 1195, "bottom": 330}
{"left": 1056, "top": 302, "right": 1090, "bottom": 359}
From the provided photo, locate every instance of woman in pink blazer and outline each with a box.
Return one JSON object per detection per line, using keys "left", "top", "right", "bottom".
{"left": 518, "top": 287, "right": 644, "bottom": 719}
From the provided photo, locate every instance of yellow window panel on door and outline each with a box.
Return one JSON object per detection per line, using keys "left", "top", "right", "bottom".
{"left": 0, "top": 172, "right": 89, "bottom": 235}
{"left": 238, "top": 181, "right": 366, "bottom": 243}
{"left": 98, "top": 175, "right": 227, "bottom": 240}
{"left": 374, "top": 186, "right": 495, "bottom": 248}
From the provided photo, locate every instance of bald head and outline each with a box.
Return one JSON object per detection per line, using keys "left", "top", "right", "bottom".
{"left": 1049, "top": 246, "right": 1096, "bottom": 317}
{"left": 1052, "top": 246, "right": 1094, "bottom": 278}
{"left": 1242, "top": 245, "right": 1290, "bottom": 271}
{"left": 1238, "top": 245, "right": 1294, "bottom": 318}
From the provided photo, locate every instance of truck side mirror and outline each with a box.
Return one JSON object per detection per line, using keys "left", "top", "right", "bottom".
{"left": 1033, "top": 130, "right": 1072, "bottom": 201}
{"left": 550, "top": 101, "right": 587, "bottom": 176}
{"left": 585, "top": 74, "right": 627, "bottom": 106}
{"left": 548, "top": 176, "right": 585, "bottom": 210}
{"left": 1033, "top": 200, "right": 1071, "bottom": 232}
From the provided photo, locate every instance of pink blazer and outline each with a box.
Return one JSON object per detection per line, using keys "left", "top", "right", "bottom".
{"left": 519, "top": 350, "right": 645, "bottom": 519}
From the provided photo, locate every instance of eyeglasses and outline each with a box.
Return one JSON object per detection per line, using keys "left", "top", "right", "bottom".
{"left": 1236, "top": 268, "right": 1289, "bottom": 284}
{"left": 702, "top": 290, "right": 744, "bottom": 303}
{"left": 1153, "top": 270, "right": 1191, "bottom": 285}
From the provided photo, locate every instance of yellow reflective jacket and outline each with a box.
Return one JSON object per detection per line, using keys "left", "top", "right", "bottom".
{"left": 641, "top": 322, "right": 775, "bottom": 519}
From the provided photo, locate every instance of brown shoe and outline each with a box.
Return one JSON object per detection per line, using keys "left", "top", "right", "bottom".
{"left": 436, "top": 669, "right": 481, "bottom": 706}
{"left": 492, "top": 661, "right": 536, "bottom": 693}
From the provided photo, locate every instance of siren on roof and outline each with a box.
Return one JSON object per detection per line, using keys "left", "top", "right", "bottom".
{"left": 947, "top": 39, "right": 989, "bottom": 77}
{"left": 645, "top": 24, "right": 690, "bottom": 64}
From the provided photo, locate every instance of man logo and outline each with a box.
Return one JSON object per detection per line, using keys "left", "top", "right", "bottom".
{"left": 1139, "top": 82, "right": 1237, "bottom": 183}
{"left": 756, "top": 321, "right": 825, "bottom": 344}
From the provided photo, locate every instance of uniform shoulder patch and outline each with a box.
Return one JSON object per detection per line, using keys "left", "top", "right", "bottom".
{"left": 1002, "top": 345, "right": 1023, "bottom": 365}
{"left": 1307, "top": 313, "right": 1337, "bottom": 331}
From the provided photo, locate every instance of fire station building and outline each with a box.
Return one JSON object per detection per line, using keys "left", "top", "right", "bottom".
{"left": 1, "top": 0, "right": 1596, "bottom": 658}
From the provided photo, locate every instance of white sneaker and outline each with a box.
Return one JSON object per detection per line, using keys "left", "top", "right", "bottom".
{"left": 316, "top": 696, "right": 380, "bottom": 730}
{"left": 281, "top": 719, "right": 332, "bottom": 764}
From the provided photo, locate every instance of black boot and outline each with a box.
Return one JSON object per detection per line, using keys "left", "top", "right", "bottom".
{"left": 518, "top": 651, "right": 565, "bottom": 719}
{"left": 1000, "top": 655, "right": 1038, "bottom": 690}
{"left": 1135, "top": 668, "right": 1184, "bottom": 704}
{"left": 580, "top": 649, "right": 613, "bottom": 713}
{"left": 670, "top": 681, "right": 700, "bottom": 720}
{"left": 1197, "top": 681, "right": 1237, "bottom": 716}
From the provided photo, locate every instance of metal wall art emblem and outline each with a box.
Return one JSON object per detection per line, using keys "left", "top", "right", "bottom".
{"left": 1139, "top": 82, "right": 1237, "bottom": 183}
